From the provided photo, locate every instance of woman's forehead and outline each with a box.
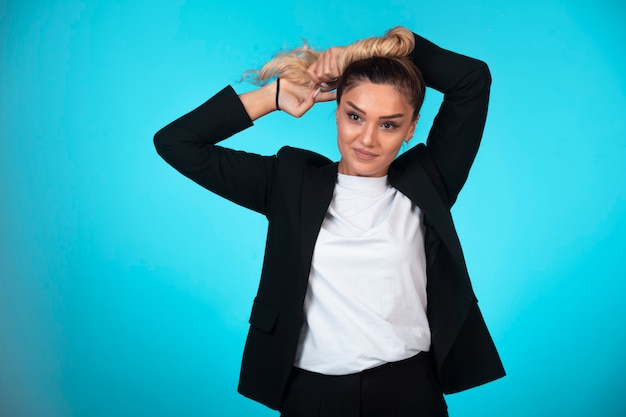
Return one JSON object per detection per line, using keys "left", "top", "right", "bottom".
{"left": 340, "top": 82, "right": 411, "bottom": 113}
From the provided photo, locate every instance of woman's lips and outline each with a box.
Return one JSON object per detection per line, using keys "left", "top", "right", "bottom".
{"left": 354, "top": 148, "right": 378, "bottom": 161}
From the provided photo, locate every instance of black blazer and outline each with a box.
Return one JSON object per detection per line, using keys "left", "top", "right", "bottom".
{"left": 155, "top": 32, "right": 505, "bottom": 410}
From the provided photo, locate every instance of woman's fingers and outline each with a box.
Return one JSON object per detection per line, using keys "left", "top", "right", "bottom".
{"left": 306, "top": 60, "right": 324, "bottom": 85}
{"left": 314, "top": 89, "right": 337, "bottom": 103}
{"left": 307, "top": 46, "right": 345, "bottom": 86}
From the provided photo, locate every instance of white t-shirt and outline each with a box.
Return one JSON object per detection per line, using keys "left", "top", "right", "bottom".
{"left": 294, "top": 173, "right": 430, "bottom": 375}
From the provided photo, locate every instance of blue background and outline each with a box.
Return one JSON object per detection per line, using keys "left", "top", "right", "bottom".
{"left": 1, "top": 1, "right": 625, "bottom": 416}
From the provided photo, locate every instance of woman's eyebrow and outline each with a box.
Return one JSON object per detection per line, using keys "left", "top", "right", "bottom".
{"left": 346, "top": 101, "right": 405, "bottom": 119}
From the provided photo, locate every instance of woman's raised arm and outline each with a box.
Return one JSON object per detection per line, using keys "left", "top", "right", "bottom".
{"left": 409, "top": 33, "right": 491, "bottom": 206}
{"left": 154, "top": 78, "right": 334, "bottom": 214}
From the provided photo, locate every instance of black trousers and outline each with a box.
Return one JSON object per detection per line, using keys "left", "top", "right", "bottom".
{"left": 279, "top": 352, "right": 448, "bottom": 417}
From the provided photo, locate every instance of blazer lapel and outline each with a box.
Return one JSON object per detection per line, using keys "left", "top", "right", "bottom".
{"left": 389, "top": 163, "right": 465, "bottom": 267}
{"left": 300, "top": 162, "right": 339, "bottom": 281}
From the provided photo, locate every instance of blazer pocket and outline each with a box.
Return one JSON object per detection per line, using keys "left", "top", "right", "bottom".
{"left": 249, "top": 297, "right": 278, "bottom": 333}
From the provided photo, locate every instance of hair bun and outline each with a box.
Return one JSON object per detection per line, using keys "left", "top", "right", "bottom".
{"left": 338, "top": 27, "right": 415, "bottom": 72}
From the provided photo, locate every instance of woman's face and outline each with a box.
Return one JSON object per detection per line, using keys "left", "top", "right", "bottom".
{"left": 336, "top": 82, "right": 417, "bottom": 177}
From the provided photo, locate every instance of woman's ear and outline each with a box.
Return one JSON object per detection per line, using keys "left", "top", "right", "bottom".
{"left": 407, "top": 114, "right": 419, "bottom": 141}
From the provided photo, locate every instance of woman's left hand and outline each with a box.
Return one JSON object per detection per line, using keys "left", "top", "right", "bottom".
{"left": 307, "top": 46, "right": 345, "bottom": 89}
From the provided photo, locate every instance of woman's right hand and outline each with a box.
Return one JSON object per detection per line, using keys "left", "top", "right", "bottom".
{"left": 240, "top": 78, "right": 335, "bottom": 121}
{"left": 276, "top": 78, "right": 336, "bottom": 118}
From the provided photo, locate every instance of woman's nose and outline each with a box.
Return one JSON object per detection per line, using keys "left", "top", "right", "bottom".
{"left": 360, "top": 123, "right": 377, "bottom": 146}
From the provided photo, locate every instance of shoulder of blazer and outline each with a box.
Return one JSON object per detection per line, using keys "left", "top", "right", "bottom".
{"left": 272, "top": 146, "right": 337, "bottom": 219}
{"left": 276, "top": 146, "right": 333, "bottom": 167}
{"left": 267, "top": 146, "right": 336, "bottom": 221}
{"left": 391, "top": 143, "right": 451, "bottom": 208}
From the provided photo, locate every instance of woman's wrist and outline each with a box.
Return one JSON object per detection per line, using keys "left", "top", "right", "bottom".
{"left": 240, "top": 81, "right": 278, "bottom": 121}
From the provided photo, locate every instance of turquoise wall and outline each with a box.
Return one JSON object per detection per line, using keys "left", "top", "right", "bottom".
{"left": 1, "top": 1, "right": 625, "bottom": 416}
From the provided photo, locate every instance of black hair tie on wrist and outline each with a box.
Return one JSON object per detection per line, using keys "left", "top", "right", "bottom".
{"left": 275, "top": 78, "right": 281, "bottom": 111}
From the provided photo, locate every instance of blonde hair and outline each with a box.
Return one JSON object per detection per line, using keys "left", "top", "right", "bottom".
{"left": 244, "top": 26, "right": 415, "bottom": 89}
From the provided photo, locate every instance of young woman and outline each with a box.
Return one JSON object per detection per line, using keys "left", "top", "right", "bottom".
{"left": 155, "top": 27, "right": 505, "bottom": 417}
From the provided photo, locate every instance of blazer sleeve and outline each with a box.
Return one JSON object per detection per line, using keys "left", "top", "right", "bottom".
{"left": 154, "top": 85, "right": 276, "bottom": 216}
{"left": 408, "top": 33, "right": 492, "bottom": 207}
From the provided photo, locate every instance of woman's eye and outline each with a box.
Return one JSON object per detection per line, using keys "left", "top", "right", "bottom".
{"left": 382, "top": 122, "right": 396, "bottom": 129}
{"left": 348, "top": 113, "right": 360, "bottom": 121}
